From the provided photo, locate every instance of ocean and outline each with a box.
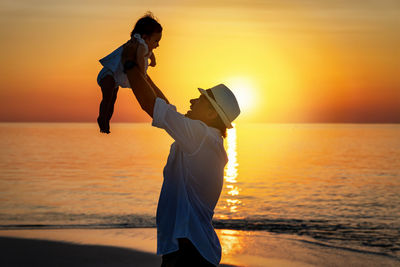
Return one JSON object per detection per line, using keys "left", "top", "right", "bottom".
{"left": 0, "top": 123, "right": 399, "bottom": 260}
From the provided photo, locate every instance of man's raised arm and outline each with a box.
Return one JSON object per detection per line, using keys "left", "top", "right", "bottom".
{"left": 146, "top": 75, "right": 170, "bottom": 104}
{"left": 125, "top": 66, "right": 157, "bottom": 118}
{"left": 122, "top": 39, "right": 168, "bottom": 118}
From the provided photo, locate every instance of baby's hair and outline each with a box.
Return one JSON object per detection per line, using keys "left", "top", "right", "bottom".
{"left": 131, "top": 12, "right": 162, "bottom": 38}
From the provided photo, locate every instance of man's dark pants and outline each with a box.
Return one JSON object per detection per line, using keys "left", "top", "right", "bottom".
{"left": 161, "top": 238, "right": 216, "bottom": 267}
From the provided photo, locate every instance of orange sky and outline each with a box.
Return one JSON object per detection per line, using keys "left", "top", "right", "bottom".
{"left": 0, "top": 0, "right": 399, "bottom": 123}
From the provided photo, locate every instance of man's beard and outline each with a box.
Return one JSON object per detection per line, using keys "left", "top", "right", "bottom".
{"left": 184, "top": 109, "right": 193, "bottom": 118}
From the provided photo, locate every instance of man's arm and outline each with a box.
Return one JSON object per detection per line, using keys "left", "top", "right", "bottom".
{"left": 146, "top": 75, "right": 170, "bottom": 104}
{"left": 125, "top": 66, "right": 157, "bottom": 118}
{"left": 122, "top": 39, "right": 167, "bottom": 118}
{"left": 136, "top": 44, "right": 147, "bottom": 74}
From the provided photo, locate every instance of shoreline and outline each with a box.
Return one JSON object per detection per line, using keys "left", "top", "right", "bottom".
{"left": 1, "top": 228, "right": 399, "bottom": 267}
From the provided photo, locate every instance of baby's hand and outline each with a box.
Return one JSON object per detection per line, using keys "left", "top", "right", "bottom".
{"left": 149, "top": 53, "right": 156, "bottom": 67}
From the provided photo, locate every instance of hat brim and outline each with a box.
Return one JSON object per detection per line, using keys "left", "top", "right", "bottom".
{"left": 198, "top": 88, "right": 233, "bottom": 129}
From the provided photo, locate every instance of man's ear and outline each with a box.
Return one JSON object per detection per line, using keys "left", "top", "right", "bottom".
{"left": 207, "top": 108, "right": 218, "bottom": 120}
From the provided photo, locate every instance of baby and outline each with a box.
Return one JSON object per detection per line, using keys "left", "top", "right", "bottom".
{"left": 97, "top": 12, "right": 162, "bottom": 133}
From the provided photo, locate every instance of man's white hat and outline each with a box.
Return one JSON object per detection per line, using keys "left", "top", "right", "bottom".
{"left": 198, "top": 84, "right": 241, "bottom": 129}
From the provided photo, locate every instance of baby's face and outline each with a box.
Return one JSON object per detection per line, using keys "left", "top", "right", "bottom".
{"left": 144, "top": 32, "right": 162, "bottom": 51}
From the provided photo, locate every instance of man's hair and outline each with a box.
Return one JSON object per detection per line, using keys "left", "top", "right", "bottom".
{"left": 131, "top": 12, "right": 162, "bottom": 38}
{"left": 205, "top": 90, "right": 227, "bottom": 138}
{"left": 212, "top": 114, "right": 228, "bottom": 139}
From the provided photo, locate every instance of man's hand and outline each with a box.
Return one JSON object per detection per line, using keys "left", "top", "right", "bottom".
{"left": 121, "top": 38, "right": 139, "bottom": 66}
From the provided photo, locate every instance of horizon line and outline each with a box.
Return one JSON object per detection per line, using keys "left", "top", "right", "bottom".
{"left": 0, "top": 121, "right": 399, "bottom": 124}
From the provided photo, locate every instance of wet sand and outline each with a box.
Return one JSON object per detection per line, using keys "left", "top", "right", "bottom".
{"left": 1, "top": 236, "right": 163, "bottom": 267}
{"left": 0, "top": 229, "right": 238, "bottom": 267}
{"left": 0, "top": 228, "right": 398, "bottom": 267}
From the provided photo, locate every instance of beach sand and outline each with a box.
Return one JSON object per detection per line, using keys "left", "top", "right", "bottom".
{"left": 1, "top": 236, "right": 162, "bottom": 267}
{"left": 0, "top": 228, "right": 398, "bottom": 267}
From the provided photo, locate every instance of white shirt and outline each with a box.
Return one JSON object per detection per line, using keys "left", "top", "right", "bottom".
{"left": 152, "top": 98, "right": 228, "bottom": 266}
{"left": 98, "top": 34, "right": 151, "bottom": 88}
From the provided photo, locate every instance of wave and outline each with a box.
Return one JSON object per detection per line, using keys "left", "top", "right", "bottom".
{"left": 296, "top": 239, "right": 400, "bottom": 260}
{"left": 213, "top": 218, "right": 400, "bottom": 259}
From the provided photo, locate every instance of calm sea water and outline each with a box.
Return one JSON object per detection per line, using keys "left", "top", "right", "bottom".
{"left": 0, "top": 123, "right": 399, "bottom": 259}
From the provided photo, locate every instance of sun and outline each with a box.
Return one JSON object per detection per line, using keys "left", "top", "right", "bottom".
{"left": 224, "top": 77, "right": 257, "bottom": 114}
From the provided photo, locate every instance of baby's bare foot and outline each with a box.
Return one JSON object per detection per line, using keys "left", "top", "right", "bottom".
{"left": 97, "top": 117, "right": 110, "bottom": 134}
{"left": 104, "top": 120, "right": 111, "bottom": 134}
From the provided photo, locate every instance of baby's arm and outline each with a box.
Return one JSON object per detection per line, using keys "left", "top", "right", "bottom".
{"left": 149, "top": 52, "right": 156, "bottom": 67}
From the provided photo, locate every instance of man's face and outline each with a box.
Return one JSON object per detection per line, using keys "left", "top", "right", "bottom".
{"left": 185, "top": 94, "right": 217, "bottom": 122}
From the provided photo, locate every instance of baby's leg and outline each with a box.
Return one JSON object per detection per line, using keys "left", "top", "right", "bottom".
{"left": 105, "top": 86, "right": 119, "bottom": 127}
{"left": 98, "top": 75, "right": 117, "bottom": 133}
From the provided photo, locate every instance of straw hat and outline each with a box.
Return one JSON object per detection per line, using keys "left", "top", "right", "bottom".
{"left": 198, "top": 84, "right": 241, "bottom": 129}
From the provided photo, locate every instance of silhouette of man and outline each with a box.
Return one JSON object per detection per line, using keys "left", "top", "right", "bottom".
{"left": 121, "top": 40, "right": 240, "bottom": 266}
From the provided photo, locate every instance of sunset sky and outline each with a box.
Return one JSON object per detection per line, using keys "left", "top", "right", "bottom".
{"left": 0, "top": 0, "right": 399, "bottom": 123}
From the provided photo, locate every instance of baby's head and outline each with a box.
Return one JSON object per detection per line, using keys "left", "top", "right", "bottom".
{"left": 131, "top": 12, "right": 162, "bottom": 51}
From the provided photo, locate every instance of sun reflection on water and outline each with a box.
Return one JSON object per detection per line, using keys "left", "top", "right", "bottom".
{"left": 219, "top": 229, "right": 243, "bottom": 256}
{"left": 223, "top": 124, "right": 242, "bottom": 214}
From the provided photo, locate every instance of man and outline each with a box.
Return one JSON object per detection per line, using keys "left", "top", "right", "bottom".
{"left": 122, "top": 41, "right": 240, "bottom": 266}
